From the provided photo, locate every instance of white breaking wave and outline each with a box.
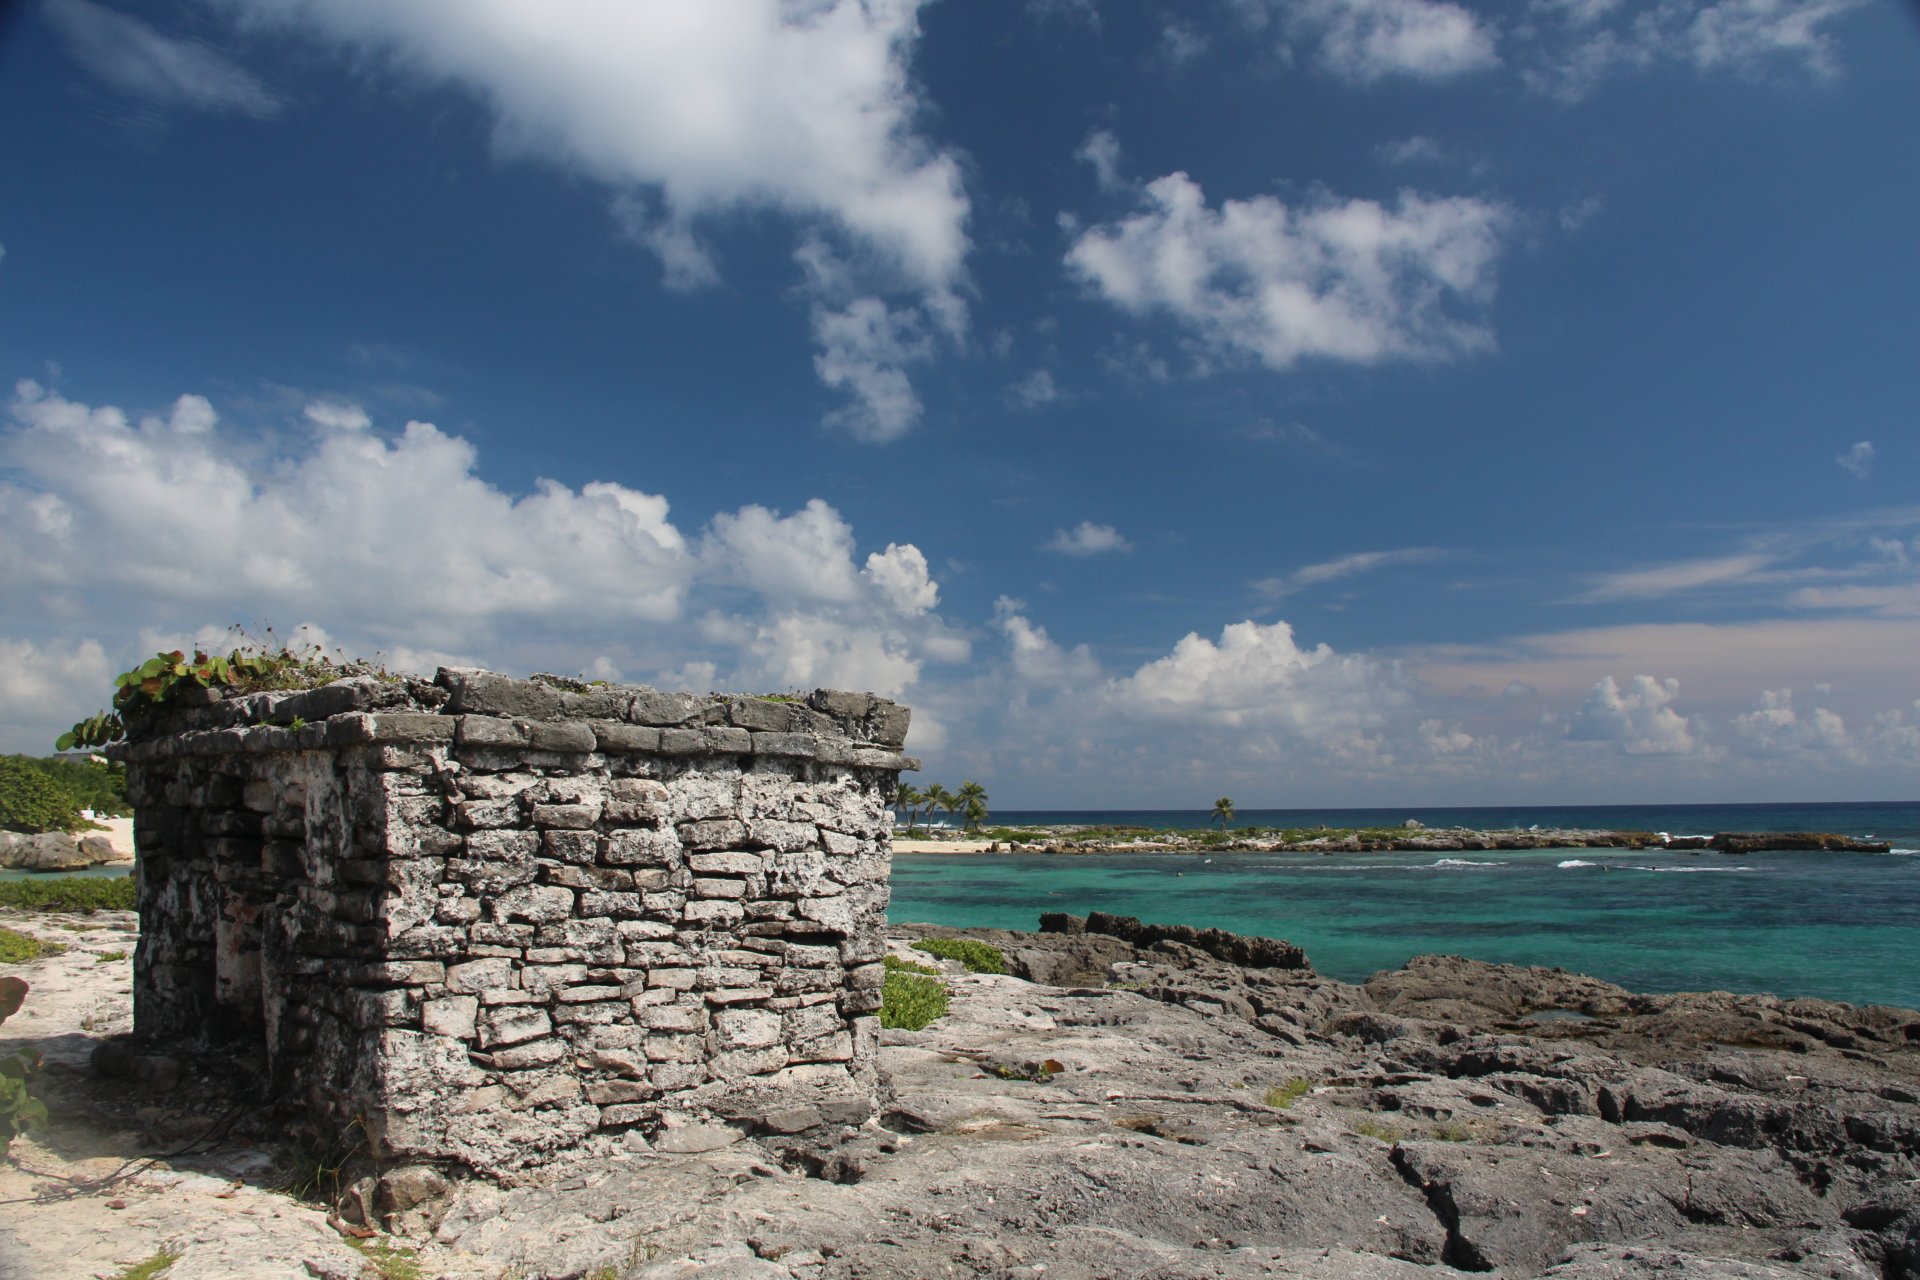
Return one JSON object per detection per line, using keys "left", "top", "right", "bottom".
{"left": 1557, "top": 859, "right": 1597, "bottom": 868}
{"left": 1642, "top": 865, "right": 1756, "bottom": 874}
{"left": 1430, "top": 858, "right": 1505, "bottom": 869}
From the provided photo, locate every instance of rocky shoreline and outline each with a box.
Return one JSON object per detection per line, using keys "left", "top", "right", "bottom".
{"left": 0, "top": 828, "right": 130, "bottom": 873}
{"left": 901, "top": 826, "right": 1896, "bottom": 856}
{"left": 2, "top": 907, "right": 1917, "bottom": 1279}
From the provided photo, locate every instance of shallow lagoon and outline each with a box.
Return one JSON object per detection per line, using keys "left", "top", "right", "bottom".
{"left": 891, "top": 842, "right": 1920, "bottom": 1010}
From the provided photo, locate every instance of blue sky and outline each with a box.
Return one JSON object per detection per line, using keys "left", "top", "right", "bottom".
{"left": 2, "top": 0, "right": 1916, "bottom": 807}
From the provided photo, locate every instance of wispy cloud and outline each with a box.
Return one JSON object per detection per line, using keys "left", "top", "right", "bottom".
{"left": 1045, "top": 522, "right": 1133, "bottom": 556}
{"left": 1836, "top": 440, "right": 1875, "bottom": 478}
{"left": 1008, "top": 369, "right": 1061, "bottom": 409}
{"left": 1253, "top": 547, "right": 1448, "bottom": 599}
{"left": 47, "top": 0, "right": 282, "bottom": 119}
{"left": 1572, "top": 552, "right": 1776, "bottom": 603}
{"left": 1075, "top": 129, "right": 1126, "bottom": 193}
{"left": 1379, "top": 135, "right": 1447, "bottom": 165}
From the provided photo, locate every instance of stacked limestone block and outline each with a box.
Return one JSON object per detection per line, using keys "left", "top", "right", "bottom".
{"left": 114, "top": 669, "right": 914, "bottom": 1174}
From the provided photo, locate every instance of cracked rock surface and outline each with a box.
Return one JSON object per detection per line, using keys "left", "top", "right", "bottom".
{"left": 4, "top": 914, "right": 1918, "bottom": 1279}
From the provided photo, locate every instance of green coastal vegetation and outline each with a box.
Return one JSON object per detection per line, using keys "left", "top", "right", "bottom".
{"left": 0, "top": 754, "right": 128, "bottom": 834}
{"left": 879, "top": 955, "right": 948, "bottom": 1030}
{"left": 0, "top": 875, "right": 137, "bottom": 914}
{"left": 910, "top": 936, "right": 1006, "bottom": 974}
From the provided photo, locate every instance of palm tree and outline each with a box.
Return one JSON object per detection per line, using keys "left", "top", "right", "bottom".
{"left": 922, "top": 783, "right": 954, "bottom": 830}
{"left": 895, "top": 782, "right": 923, "bottom": 833}
{"left": 1211, "top": 796, "right": 1235, "bottom": 830}
{"left": 962, "top": 796, "right": 988, "bottom": 833}
{"left": 958, "top": 780, "right": 988, "bottom": 833}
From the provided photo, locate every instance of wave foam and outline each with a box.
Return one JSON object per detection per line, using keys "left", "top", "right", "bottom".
{"left": 1431, "top": 858, "right": 1506, "bottom": 869}
{"left": 1557, "top": 859, "right": 1596, "bottom": 869}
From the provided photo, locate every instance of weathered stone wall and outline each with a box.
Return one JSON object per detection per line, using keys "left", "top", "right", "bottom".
{"left": 114, "top": 669, "right": 913, "bottom": 1173}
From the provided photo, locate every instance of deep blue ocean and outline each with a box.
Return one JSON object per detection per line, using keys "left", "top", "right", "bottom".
{"left": 891, "top": 801, "right": 1920, "bottom": 1010}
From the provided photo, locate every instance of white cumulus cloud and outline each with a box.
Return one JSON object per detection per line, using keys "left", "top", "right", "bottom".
{"left": 1237, "top": 0, "right": 1500, "bottom": 81}
{"left": 1066, "top": 172, "right": 1512, "bottom": 371}
{"left": 0, "top": 382, "right": 966, "bottom": 749}
{"left": 1568, "top": 674, "right": 1700, "bottom": 754}
{"left": 216, "top": 0, "right": 970, "bottom": 435}
{"left": 1729, "top": 687, "right": 1857, "bottom": 760}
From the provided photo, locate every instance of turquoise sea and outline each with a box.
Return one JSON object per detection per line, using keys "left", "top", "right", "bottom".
{"left": 891, "top": 802, "right": 1920, "bottom": 1011}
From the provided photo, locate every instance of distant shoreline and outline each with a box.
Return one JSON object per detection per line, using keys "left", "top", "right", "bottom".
{"left": 892, "top": 824, "right": 1895, "bottom": 856}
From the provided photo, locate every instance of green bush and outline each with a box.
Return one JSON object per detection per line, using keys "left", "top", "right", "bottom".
{"left": 911, "top": 936, "right": 1006, "bottom": 975}
{"left": 883, "top": 954, "right": 940, "bottom": 976}
{"left": 879, "top": 969, "right": 949, "bottom": 1030}
{"left": 0, "top": 977, "right": 47, "bottom": 1154}
{"left": 0, "top": 874, "right": 137, "bottom": 913}
{"left": 0, "top": 928, "right": 65, "bottom": 964}
{"left": 30, "top": 756, "right": 129, "bottom": 817}
{"left": 0, "top": 756, "right": 86, "bottom": 834}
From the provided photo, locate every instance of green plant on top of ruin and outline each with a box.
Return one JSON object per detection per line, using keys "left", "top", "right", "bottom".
{"left": 59, "top": 626, "right": 397, "bottom": 751}
{"left": 911, "top": 936, "right": 1006, "bottom": 975}
{"left": 528, "top": 672, "right": 616, "bottom": 693}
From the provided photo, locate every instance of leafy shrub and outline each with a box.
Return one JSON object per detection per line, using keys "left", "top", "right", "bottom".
{"left": 0, "top": 874, "right": 137, "bottom": 913}
{"left": 0, "top": 928, "right": 65, "bottom": 964}
{"left": 0, "top": 978, "right": 47, "bottom": 1154}
{"left": 0, "top": 756, "right": 86, "bottom": 833}
{"left": 31, "top": 755, "right": 130, "bottom": 817}
{"left": 879, "top": 969, "right": 949, "bottom": 1030}
{"left": 911, "top": 937, "right": 1006, "bottom": 975}
{"left": 883, "top": 954, "right": 940, "bottom": 976}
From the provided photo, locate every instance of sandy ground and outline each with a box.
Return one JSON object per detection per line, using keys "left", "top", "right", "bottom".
{"left": 891, "top": 836, "right": 994, "bottom": 853}
{"left": 95, "top": 817, "right": 135, "bottom": 859}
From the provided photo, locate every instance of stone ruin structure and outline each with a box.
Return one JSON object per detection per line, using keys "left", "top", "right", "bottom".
{"left": 110, "top": 669, "right": 914, "bottom": 1173}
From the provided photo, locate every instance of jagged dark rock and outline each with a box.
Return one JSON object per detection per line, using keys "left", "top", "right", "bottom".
{"left": 1053, "top": 910, "right": 1312, "bottom": 969}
